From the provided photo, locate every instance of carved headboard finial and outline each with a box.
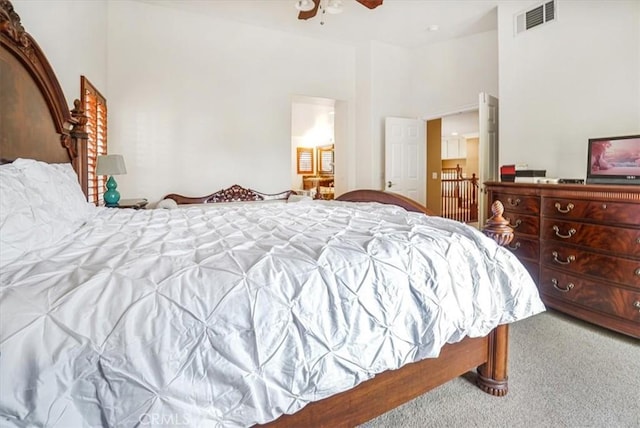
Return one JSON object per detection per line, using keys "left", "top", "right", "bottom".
{"left": 482, "top": 200, "right": 515, "bottom": 247}
{"left": 1, "top": 0, "right": 75, "bottom": 152}
{"left": 205, "top": 184, "right": 264, "bottom": 203}
{"left": 0, "top": 0, "right": 29, "bottom": 47}
{"left": 71, "top": 99, "right": 88, "bottom": 131}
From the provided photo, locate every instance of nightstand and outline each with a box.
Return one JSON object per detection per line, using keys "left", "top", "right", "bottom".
{"left": 105, "top": 198, "right": 148, "bottom": 209}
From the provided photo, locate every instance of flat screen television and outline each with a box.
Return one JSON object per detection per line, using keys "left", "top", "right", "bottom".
{"left": 586, "top": 134, "right": 640, "bottom": 185}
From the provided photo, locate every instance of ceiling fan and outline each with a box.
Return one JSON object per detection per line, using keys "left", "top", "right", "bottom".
{"left": 295, "top": 0, "right": 383, "bottom": 21}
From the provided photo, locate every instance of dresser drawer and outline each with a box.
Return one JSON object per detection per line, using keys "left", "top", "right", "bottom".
{"left": 491, "top": 192, "right": 539, "bottom": 215}
{"left": 541, "top": 219, "right": 640, "bottom": 258}
{"left": 503, "top": 211, "right": 539, "bottom": 237}
{"left": 542, "top": 198, "right": 640, "bottom": 226}
{"left": 505, "top": 235, "right": 539, "bottom": 262}
{"left": 540, "top": 268, "right": 640, "bottom": 323}
{"left": 541, "top": 242, "right": 640, "bottom": 289}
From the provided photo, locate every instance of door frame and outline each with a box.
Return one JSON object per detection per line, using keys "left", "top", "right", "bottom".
{"left": 423, "top": 96, "right": 498, "bottom": 226}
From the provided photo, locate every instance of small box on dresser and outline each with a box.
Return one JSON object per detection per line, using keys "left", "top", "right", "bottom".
{"left": 485, "top": 182, "right": 640, "bottom": 339}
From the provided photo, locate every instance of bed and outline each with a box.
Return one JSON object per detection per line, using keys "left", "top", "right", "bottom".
{"left": 0, "top": 2, "right": 545, "bottom": 427}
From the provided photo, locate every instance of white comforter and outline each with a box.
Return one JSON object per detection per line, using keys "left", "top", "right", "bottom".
{"left": 0, "top": 201, "right": 544, "bottom": 427}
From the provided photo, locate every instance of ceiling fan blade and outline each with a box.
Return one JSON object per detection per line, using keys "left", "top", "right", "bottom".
{"left": 298, "top": 0, "right": 321, "bottom": 20}
{"left": 355, "top": 0, "right": 383, "bottom": 9}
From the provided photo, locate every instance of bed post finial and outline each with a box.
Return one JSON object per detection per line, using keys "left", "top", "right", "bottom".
{"left": 70, "top": 99, "right": 87, "bottom": 132}
{"left": 477, "top": 199, "right": 513, "bottom": 397}
{"left": 482, "top": 200, "right": 514, "bottom": 247}
{"left": 69, "top": 99, "right": 89, "bottom": 198}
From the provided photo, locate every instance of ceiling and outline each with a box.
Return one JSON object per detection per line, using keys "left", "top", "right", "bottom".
{"left": 136, "top": 0, "right": 500, "bottom": 48}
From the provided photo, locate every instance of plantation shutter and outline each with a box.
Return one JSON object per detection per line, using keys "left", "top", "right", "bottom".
{"left": 81, "top": 76, "right": 108, "bottom": 205}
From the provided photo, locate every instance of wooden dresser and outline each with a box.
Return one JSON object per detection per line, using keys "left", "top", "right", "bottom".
{"left": 485, "top": 182, "right": 640, "bottom": 338}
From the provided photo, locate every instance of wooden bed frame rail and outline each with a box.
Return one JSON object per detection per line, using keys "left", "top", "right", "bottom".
{"left": 261, "top": 326, "right": 508, "bottom": 427}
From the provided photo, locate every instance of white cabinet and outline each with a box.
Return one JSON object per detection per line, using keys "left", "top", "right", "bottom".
{"left": 441, "top": 137, "right": 467, "bottom": 159}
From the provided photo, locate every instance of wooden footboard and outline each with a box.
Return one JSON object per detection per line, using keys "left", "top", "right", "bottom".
{"left": 262, "top": 325, "right": 509, "bottom": 427}
{"left": 337, "top": 189, "right": 435, "bottom": 215}
{"left": 260, "top": 190, "right": 513, "bottom": 427}
{"left": 337, "top": 189, "right": 514, "bottom": 247}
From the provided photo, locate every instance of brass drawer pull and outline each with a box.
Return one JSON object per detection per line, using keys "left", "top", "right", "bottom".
{"left": 635, "top": 267, "right": 640, "bottom": 277}
{"left": 552, "top": 225, "right": 576, "bottom": 239}
{"left": 551, "top": 278, "right": 574, "bottom": 293}
{"left": 507, "top": 242, "right": 521, "bottom": 251}
{"left": 552, "top": 251, "right": 575, "bottom": 265}
{"left": 634, "top": 301, "right": 640, "bottom": 313}
{"left": 508, "top": 219, "right": 522, "bottom": 229}
{"left": 554, "top": 202, "right": 574, "bottom": 213}
{"left": 507, "top": 197, "right": 521, "bottom": 207}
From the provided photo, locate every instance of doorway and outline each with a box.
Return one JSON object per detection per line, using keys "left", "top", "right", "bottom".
{"left": 426, "top": 110, "right": 480, "bottom": 222}
{"left": 291, "top": 95, "right": 336, "bottom": 199}
{"left": 426, "top": 92, "right": 499, "bottom": 228}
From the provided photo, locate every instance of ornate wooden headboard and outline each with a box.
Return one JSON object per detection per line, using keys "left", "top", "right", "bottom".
{"left": 0, "top": 0, "right": 88, "bottom": 195}
{"left": 163, "top": 184, "right": 297, "bottom": 205}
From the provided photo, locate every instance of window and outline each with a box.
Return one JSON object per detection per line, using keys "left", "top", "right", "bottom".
{"left": 297, "top": 147, "right": 314, "bottom": 174}
{"left": 317, "top": 144, "right": 334, "bottom": 175}
{"left": 81, "top": 76, "right": 108, "bottom": 205}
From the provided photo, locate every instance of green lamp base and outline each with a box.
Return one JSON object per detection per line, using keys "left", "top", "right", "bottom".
{"left": 103, "top": 175, "right": 121, "bottom": 206}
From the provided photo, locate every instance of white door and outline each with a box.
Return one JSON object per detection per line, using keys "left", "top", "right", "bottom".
{"left": 384, "top": 117, "right": 426, "bottom": 206}
{"left": 478, "top": 92, "right": 499, "bottom": 227}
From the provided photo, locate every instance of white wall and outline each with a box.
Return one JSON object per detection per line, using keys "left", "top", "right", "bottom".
{"left": 370, "top": 41, "right": 416, "bottom": 190}
{"left": 13, "top": 0, "right": 108, "bottom": 110}
{"left": 354, "top": 43, "right": 375, "bottom": 189}
{"left": 11, "top": 0, "right": 494, "bottom": 201}
{"left": 414, "top": 30, "right": 499, "bottom": 119}
{"left": 498, "top": 0, "right": 640, "bottom": 179}
{"left": 14, "top": 1, "right": 637, "bottom": 198}
{"left": 107, "top": 0, "right": 356, "bottom": 202}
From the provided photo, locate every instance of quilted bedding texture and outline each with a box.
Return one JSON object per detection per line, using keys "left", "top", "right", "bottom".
{"left": 0, "top": 201, "right": 545, "bottom": 427}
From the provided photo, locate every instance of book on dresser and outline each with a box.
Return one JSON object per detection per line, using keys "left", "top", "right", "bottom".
{"left": 484, "top": 182, "right": 640, "bottom": 339}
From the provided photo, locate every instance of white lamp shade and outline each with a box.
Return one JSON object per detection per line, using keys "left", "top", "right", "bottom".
{"left": 96, "top": 154, "right": 127, "bottom": 175}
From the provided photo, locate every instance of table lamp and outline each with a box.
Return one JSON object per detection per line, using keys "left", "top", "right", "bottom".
{"left": 96, "top": 154, "right": 127, "bottom": 206}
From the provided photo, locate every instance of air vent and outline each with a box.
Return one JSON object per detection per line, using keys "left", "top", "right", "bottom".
{"left": 515, "top": 0, "right": 556, "bottom": 35}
